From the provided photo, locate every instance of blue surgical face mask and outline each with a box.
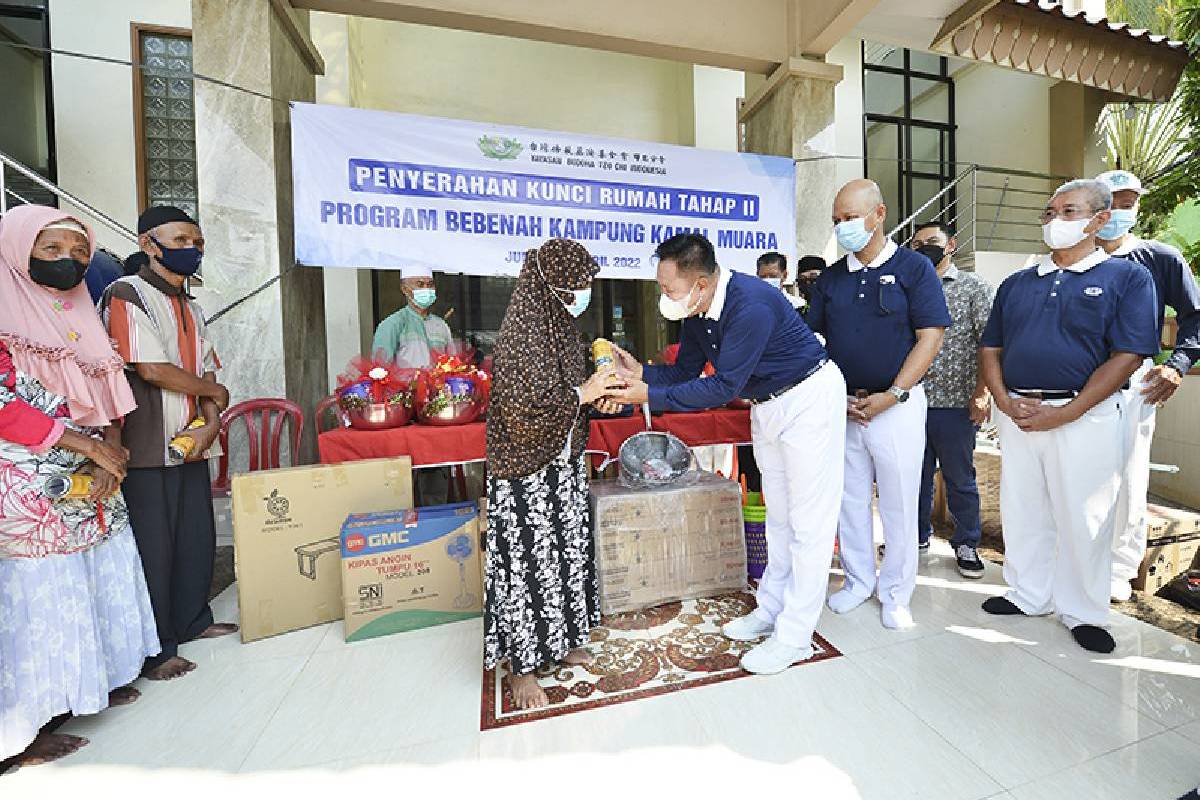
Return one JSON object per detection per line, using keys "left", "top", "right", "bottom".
{"left": 564, "top": 287, "right": 591, "bottom": 317}
{"left": 835, "top": 217, "right": 874, "bottom": 253}
{"left": 411, "top": 288, "right": 436, "bottom": 309}
{"left": 1097, "top": 208, "right": 1137, "bottom": 241}
{"left": 150, "top": 236, "right": 203, "bottom": 276}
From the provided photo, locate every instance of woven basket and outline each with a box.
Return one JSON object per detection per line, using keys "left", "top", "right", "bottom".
{"left": 743, "top": 491, "right": 768, "bottom": 580}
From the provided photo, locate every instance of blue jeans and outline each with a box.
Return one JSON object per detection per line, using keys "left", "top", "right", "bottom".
{"left": 918, "top": 407, "right": 981, "bottom": 548}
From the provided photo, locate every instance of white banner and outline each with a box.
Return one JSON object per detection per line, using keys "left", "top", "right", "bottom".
{"left": 290, "top": 103, "right": 796, "bottom": 280}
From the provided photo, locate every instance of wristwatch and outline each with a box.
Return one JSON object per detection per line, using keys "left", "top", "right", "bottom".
{"left": 887, "top": 385, "right": 910, "bottom": 403}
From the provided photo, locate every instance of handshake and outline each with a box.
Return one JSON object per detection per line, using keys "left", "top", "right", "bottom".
{"left": 580, "top": 340, "right": 650, "bottom": 413}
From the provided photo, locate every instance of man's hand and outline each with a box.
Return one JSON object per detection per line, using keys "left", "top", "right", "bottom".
{"left": 849, "top": 392, "right": 898, "bottom": 426}
{"left": 1014, "top": 402, "right": 1075, "bottom": 432}
{"left": 1140, "top": 364, "right": 1183, "bottom": 406}
{"left": 608, "top": 343, "right": 643, "bottom": 381}
{"left": 607, "top": 378, "right": 650, "bottom": 406}
{"left": 969, "top": 389, "right": 992, "bottom": 425}
{"left": 184, "top": 421, "right": 221, "bottom": 461}
{"left": 996, "top": 395, "right": 1039, "bottom": 421}
{"left": 208, "top": 381, "right": 231, "bottom": 412}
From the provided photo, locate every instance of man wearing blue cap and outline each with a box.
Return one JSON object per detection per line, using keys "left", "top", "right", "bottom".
{"left": 1094, "top": 169, "right": 1200, "bottom": 602}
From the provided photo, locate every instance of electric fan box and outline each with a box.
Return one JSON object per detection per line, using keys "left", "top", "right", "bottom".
{"left": 340, "top": 502, "right": 483, "bottom": 643}
{"left": 232, "top": 457, "right": 413, "bottom": 643}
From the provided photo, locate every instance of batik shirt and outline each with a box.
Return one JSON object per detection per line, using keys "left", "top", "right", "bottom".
{"left": 0, "top": 342, "right": 128, "bottom": 559}
{"left": 924, "top": 264, "right": 994, "bottom": 409}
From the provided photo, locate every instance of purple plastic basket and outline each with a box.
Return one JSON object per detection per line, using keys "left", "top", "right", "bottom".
{"left": 744, "top": 520, "right": 768, "bottom": 580}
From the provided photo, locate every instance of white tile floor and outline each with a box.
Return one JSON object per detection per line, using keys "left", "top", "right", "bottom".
{"left": 5, "top": 539, "right": 1200, "bottom": 799}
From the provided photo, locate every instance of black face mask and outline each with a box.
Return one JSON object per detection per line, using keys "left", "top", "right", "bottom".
{"left": 914, "top": 244, "right": 948, "bottom": 265}
{"left": 29, "top": 257, "right": 88, "bottom": 291}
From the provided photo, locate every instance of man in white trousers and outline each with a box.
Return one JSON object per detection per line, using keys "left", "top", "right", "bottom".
{"left": 1094, "top": 170, "right": 1200, "bottom": 602}
{"left": 979, "top": 179, "right": 1159, "bottom": 653}
{"left": 806, "top": 179, "right": 950, "bottom": 630}
{"left": 607, "top": 233, "right": 847, "bottom": 675}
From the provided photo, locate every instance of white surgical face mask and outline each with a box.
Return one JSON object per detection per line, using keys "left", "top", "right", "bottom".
{"left": 763, "top": 276, "right": 782, "bottom": 290}
{"left": 658, "top": 282, "right": 699, "bottom": 321}
{"left": 1042, "top": 216, "right": 1095, "bottom": 250}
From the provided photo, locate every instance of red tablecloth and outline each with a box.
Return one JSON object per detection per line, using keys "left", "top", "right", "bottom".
{"left": 317, "top": 409, "right": 751, "bottom": 467}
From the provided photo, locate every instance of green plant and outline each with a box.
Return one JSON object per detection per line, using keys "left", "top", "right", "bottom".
{"left": 1100, "top": 94, "right": 1188, "bottom": 180}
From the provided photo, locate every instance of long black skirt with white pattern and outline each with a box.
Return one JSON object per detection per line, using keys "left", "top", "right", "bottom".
{"left": 484, "top": 453, "right": 599, "bottom": 676}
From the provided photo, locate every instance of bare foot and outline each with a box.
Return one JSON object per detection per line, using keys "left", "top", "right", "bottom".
{"left": 18, "top": 732, "right": 89, "bottom": 766}
{"left": 107, "top": 685, "right": 141, "bottom": 706}
{"left": 561, "top": 647, "right": 594, "bottom": 666}
{"left": 196, "top": 622, "right": 238, "bottom": 639}
{"left": 142, "top": 656, "right": 196, "bottom": 681}
{"left": 509, "top": 673, "right": 549, "bottom": 710}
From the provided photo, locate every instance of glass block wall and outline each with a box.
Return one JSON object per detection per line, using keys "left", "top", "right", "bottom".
{"left": 138, "top": 31, "right": 197, "bottom": 220}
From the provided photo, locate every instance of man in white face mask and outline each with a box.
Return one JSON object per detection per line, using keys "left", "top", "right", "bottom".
{"left": 978, "top": 179, "right": 1159, "bottom": 653}
{"left": 1093, "top": 170, "right": 1200, "bottom": 602}
{"left": 605, "top": 233, "right": 847, "bottom": 675}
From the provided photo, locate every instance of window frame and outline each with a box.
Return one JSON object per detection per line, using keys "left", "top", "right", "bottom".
{"left": 130, "top": 22, "right": 194, "bottom": 214}
{"left": 0, "top": 1, "right": 56, "bottom": 181}
{"left": 861, "top": 44, "right": 957, "bottom": 225}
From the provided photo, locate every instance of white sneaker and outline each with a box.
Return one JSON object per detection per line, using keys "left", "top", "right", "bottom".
{"left": 881, "top": 604, "right": 915, "bottom": 629}
{"left": 827, "top": 588, "right": 868, "bottom": 614}
{"left": 722, "top": 613, "right": 773, "bottom": 641}
{"left": 1110, "top": 579, "right": 1133, "bottom": 603}
{"left": 740, "top": 635, "right": 814, "bottom": 675}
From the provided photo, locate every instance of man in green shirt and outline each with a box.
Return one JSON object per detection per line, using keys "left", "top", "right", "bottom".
{"left": 372, "top": 265, "right": 452, "bottom": 367}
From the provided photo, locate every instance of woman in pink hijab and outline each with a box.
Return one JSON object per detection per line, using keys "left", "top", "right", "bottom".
{"left": 0, "top": 205, "right": 160, "bottom": 767}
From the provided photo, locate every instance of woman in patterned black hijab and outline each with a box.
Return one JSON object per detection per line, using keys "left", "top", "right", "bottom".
{"left": 484, "top": 238, "right": 623, "bottom": 710}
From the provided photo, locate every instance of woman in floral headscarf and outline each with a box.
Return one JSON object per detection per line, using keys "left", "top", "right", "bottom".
{"left": 0, "top": 205, "right": 159, "bottom": 766}
{"left": 484, "top": 238, "right": 624, "bottom": 711}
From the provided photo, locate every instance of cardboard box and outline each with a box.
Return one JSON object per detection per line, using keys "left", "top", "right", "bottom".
{"left": 340, "top": 502, "right": 483, "bottom": 642}
{"left": 591, "top": 472, "right": 747, "bottom": 614}
{"left": 1134, "top": 531, "right": 1200, "bottom": 594}
{"left": 232, "top": 457, "right": 413, "bottom": 642}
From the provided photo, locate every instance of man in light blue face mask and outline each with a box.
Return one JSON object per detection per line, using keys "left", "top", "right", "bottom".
{"left": 371, "top": 264, "right": 453, "bottom": 369}
{"left": 1094, "top": 169, "right": 1200, "bottom": 602}
{"left": 806, "top": 179, "right": 950, "bottom": 631}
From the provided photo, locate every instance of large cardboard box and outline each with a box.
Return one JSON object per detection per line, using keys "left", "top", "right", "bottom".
{"left": 591, "top": 472, "right": 747, "bottom": 614}
{"left": 340, "top": 502, "right": 483, "bottom": 642}
{"left": 232, "top": 457, "right": 413, "bottom": 642}
{"left": 1134, "top": 531, "right": 1200, "bottom": 593}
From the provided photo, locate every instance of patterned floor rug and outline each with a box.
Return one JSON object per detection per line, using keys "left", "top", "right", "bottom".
{"left": 480, "top": 591, "right": 842, "bottom": 729}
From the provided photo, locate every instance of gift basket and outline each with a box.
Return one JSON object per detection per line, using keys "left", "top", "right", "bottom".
{"left": 335, "top": 356, "right": 417, "bottom": 431}
{"left": 412, "top": 343, "right": 492, "bottom": 426}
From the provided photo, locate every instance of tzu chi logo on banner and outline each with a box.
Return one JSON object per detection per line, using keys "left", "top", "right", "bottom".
{"left": 289, "top": 102, "right": 796, "bottom": 280}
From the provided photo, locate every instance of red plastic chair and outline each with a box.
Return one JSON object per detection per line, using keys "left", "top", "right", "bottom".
{"left": 212, "top": 398, "right": 304, "bottom": 497}
{"left": 315, "top": 394, "right": 347, "bottom": 433}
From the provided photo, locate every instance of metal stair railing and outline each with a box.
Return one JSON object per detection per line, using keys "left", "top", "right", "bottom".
{"left": 0, "top": 149, "right": 138, "bottom": 245}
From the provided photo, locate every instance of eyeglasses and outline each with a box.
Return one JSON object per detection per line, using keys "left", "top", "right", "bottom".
{"left": 1039, "top": 205, "right": 1098, "bottom": 224}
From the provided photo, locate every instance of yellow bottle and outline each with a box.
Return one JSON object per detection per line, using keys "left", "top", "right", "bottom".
{"left": 168, "top": 417, "right": 208, "bottom": 462}
{"left": 592, "top": 338, "right": 615, "bottom": 372}
{"left": 44, "top": 474, "right": 94, "bottom": 500}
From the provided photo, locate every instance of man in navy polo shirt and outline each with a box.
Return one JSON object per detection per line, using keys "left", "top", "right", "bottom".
{"left": 979, "top": 178, "right": 1158, "bottom": 653}
{"left": 1094, "top": 169, "right": 1200, "bottom": 602}
{"left": 607, "top": 233, "right": 847, "bottom": 675}
{"left": 806, "top": 179, "right": 950, "bottom": 631}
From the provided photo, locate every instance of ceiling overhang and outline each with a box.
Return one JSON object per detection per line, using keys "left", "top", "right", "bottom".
{"left": 931, "top": 0, "right": 1189, "bottom": 102}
